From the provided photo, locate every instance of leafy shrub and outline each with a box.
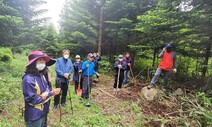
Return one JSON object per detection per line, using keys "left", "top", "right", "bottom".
{"left": 0, "top": 48, "right": 13, "bottom": 62}
{"left": 98, "top": 56, "right": 112, "bottom": 73}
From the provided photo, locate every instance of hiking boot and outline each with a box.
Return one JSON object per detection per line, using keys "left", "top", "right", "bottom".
{"left": 147, "top": 83, "right": 154, "bottom": 89}
{"left": 52, "top": 105, "right": 58, "bottom": 111}
{"left": 113, "top": 88, "right": 116, "bottom": 95}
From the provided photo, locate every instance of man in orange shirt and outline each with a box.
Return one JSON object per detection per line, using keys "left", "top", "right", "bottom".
{"left": 147, "top": 43, "right": 177, "bottom": 91}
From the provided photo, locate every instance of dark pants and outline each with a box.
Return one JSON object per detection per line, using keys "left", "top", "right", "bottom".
{"left": 81, "top": 76, "right": 93, "bottom": 99}
{"left": 74, "top": 79, "right": 83, "bottom": 92}
{"left": 26, "top": 115, "right": 46, "bottom": 127}
{"left": 54, "top": 82, "right": 68, "bottom": 106}
{"left": 113, "top": 73, "right": 124, "bottom": 89}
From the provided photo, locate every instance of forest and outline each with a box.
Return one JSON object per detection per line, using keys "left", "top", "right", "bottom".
{"left": 0, "top": 0, "right": 211, "bottom": 126}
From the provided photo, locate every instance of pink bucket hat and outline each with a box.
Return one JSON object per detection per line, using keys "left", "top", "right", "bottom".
{"left": 26, "top": 50, "right": 50, "bottom": 67}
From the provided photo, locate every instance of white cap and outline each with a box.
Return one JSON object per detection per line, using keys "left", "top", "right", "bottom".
{"left": 75, "top": 55, "right": 80, "bottom": 58}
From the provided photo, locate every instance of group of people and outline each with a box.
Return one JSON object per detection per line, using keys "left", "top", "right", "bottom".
{"left": 22, "top": 50, "right": 101, "bottom": 127}
{"left": 22, "top": 43, "right": 177, "bottom": 126}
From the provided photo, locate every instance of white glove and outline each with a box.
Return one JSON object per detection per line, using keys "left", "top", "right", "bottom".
{"left": 118, "top": 64, "right": 122, "bottom": 68}
{"left": 173, "top": 68, "right": 177, "bottom": 73}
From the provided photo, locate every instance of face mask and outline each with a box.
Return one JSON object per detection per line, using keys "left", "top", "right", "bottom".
{"left": 64, "top": 55, "right": 69, "bottom": 59}
{"left": 76, "top": 59, "right": 80, "bottom": 62}
{"left": 36, "top": 63, "right": 46, "bottom": 71}
{"left": 119, "top": 58, "right": 123, "bottom": 61}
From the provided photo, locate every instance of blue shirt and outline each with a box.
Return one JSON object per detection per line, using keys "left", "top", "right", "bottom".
{"left": 82, "top": 60, "right": 97, "bottom": 76}
{"left": 55, "top": 57, "right": 73, "bottom": 83}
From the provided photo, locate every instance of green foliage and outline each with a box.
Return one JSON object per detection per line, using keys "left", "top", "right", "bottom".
{"left": 196, "top": 92, "right": 212, "bottom": 108}
{"left": 98, "top": 56, "right": 112, "bottom": 73}
{"left": 0, "top": 47, "right": 13, "bottom": 63}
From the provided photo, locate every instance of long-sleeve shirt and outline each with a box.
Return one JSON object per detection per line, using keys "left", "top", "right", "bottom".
{"left": 158, "top": 50, "right": 177, "bottom": 70}
{"left": 123, "top": 57, "right": 132, "bottom": 70}
{"left": 22, "top": 74, "right": 52, "bottom": 122}
{"left": 55, "top": 57, "right": 73, "bottom": 83}
{"left": 73, "top": 61, "right": 83, "bottom": 82}
{"left": 93, "top": 56, "right": 101, "bottom": 71}
{"left": 82, "top": 60, "right": 97, "bottom": 76}
{"left": 114, "top": 61, "right": 127, "bottom": 75}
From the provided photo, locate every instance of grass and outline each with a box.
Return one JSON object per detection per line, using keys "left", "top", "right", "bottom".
{"left": 1, "top": 52, "right": 211, "bottom": 127}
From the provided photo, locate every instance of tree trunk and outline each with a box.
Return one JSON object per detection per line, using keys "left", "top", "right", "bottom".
{"left": 152, "top": 47, "right": 157, "bottom": 67}
{"left": 97, "top": 0, "right": 105, "bottom": 55}
{"left": 202, "top": 39, "right": 211, "bottom": 77}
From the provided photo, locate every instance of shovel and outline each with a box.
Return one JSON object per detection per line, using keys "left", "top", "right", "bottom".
{"left": 130, "top": 66, "right": 136, "bottom": 84}
{"left": 76, "top": 73, "right": 82, "bottom": 95}
{"left": 86, "top": 65, "right": 91, "bottom": 107}
{"left": 115, "top": 68, "right": 121, "bottom": 95}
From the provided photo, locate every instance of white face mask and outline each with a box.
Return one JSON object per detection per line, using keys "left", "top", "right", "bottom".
{"left": 76, "top": 59, "right": 80, "bottom": 62}
{"left": 36, "top": 63, "right": 46, "bottom": 71}
{"left": 64, "top": 55, "right": 69, "bottom": 59}
{"left": 119, "top": 58, "right": 123, "bottom": 61}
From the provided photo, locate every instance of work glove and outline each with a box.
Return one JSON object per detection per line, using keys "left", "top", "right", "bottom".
{"left": 118, "top": 64, "right": 122, "bottom": 68}
{"left": 96, "top": 73, "right": 100, "bottom": 77}
{"left": 173, "top": 68, "right": 177, "bottom": 73}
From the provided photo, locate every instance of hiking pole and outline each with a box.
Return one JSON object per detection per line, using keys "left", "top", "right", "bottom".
{"left": 130, "top": 66, "right": 136, "bottom": 84}
{"left": 116, "top": 67, "right": 121, "bottom": 95}
{"left": 67, "top": 79, "right": 74, "bottom": 114}
{"left": 56, "top": 78, "right": 62, "bottom": 122}
{"left": 76, "top": 73, "right": 82, "bottom": 95}
{"left": 86, "top": 65, "right": 91, "bottom": 107}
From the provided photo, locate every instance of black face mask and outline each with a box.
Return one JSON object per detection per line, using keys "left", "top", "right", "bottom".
{"left": 166, "top": 47, "right": 172, "bottom": 52}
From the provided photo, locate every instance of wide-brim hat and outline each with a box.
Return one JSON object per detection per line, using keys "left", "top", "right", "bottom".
{"left": 46, "top": 59, "right": 56, "bottom": 66}
{"left": 26, "top": 50, "right": 50, "bottom": 67}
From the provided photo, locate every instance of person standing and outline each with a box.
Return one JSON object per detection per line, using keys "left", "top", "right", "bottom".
{"left": 53, "top": 50, "right": 73, "bottom": 109}
{"left": 123, "top": 52, "right": 132, "bottom": 84}
{"left": 93, "top": 52, "right": 101, "bottom": 78}
{"left": 113, "top": 54, "right": 127, "bottom": 94}
{"left": 73, "top": 55, "right": 83, "bottom": 93}
{"left": 42, "top": 58, "right": 56, "bottom": 127}
{"left": 22, "top": 50, "right": 60, "bottom": 127}
{"left": 147, "top": 43, "right": 177, "bottom": 91}
{"left": 81, "top": 53, "right": 100, "bottom": 99}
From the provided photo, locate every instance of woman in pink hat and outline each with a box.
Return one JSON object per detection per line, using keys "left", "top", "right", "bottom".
{"left": 22, "top": 50, "right": 60, "bottom": 127}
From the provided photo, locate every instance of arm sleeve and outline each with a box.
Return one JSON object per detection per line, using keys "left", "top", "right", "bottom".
{"left": 22, "top": 80, "right": 44, "bottom": 105}
{"left": 82, "top": 62, "right": 87, "bottom": 71}
{"left": 93, "top": 63, "right": 97, "bottom": 74}
{"left": 55, "top": 60, "right": 64, "bottom": 76}
{"left": 73, "top": 62, "right": 78, "bottom": 69}
{"left": 122, "top": 62, "right": 127, "bottom": 70}
{"left": 173, "top": 53, "right": 178, "bottom": 69}
{"left": 114, "top": 62, "right": 118, "bottom": 69}
{"left": 79, "top": 62, "right": 83, "bottom": 70}
{"left": 158, "top": 50, "right": 165, "bottom": 58}
{"left": 68, "top": 60, "right": 73, "bottom": 75}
